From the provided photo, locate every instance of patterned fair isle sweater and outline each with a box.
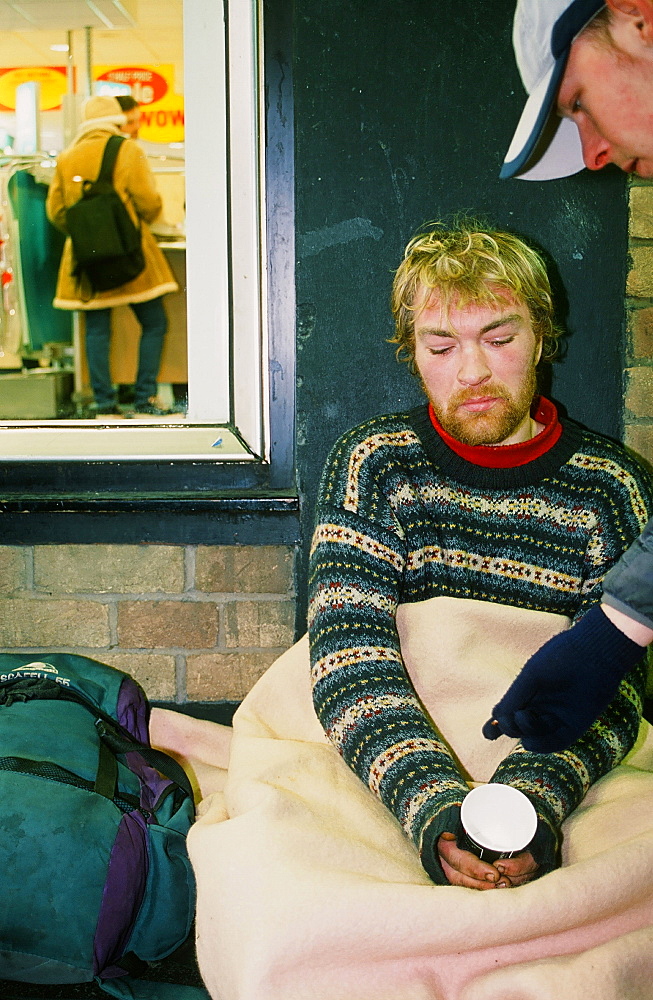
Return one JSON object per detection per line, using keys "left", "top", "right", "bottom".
{"left": 308, "top": 400, "right": 653, "bottom": 885}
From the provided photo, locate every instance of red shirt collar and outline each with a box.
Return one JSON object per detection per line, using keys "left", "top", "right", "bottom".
{"left": 428, "top": 396, "right": 562, "bottom": 468}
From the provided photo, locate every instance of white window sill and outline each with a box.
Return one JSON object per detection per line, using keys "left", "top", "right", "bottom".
{"left": 0, "top": 421, "right": 254, "bottom": 461}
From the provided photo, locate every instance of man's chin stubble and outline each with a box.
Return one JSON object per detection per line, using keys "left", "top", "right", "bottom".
{"left": 427, "top": 368, "right": 538, "bottom": 447}
{"left": 434, "top": 397, "right": 520, "bottom": 445}
{"left": 445, "top": 413, "right": 517, "bottom": 446}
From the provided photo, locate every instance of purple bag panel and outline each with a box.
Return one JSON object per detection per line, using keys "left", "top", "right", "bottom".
{"left": 93, "top": 811, "right": 149, "bottom": 978}
{"left": 115, "top": 677, "right": 150, "bottom": 745}
{"left": 94, "top": 676, "right": 178, "bottom": 978}
{"left": 126, "top": 751, "right": 175, "bottom": 813}
{"left": 116, "top": 677, "right": 176, "bottom": 811}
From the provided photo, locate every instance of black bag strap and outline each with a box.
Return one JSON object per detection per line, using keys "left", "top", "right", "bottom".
{"left": 0, "top": 754, "right": 139, "bottom": 812}
{"left": 90, "top": 133, "right": 141, "bottom": 238}
{"left": 94, "top": 719, "right": 194, "bottom": 801}
{"left": 96, "top": 133, "right": 125, "bottom": 186}
{"left": 0, "top": 676, "right": 194, "bottom": 801}
{"left": 95, "top": 736, "right": 119, "bottom": 799}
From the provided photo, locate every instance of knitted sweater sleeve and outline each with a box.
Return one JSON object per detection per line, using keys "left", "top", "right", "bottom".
{"left": 308, "top": 424, "right": 468, "bottom": 884}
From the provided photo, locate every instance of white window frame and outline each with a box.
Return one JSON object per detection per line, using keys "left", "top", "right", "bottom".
{"left": 185, "top": 0, "right": 267, "bottom": 456}
{"left": 0, "top": 0, "right": 271, "bottom": 465}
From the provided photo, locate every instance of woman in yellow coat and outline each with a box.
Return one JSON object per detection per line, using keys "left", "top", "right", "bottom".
{"left": 46, "top": 95, "right": 178, "bottom": 415}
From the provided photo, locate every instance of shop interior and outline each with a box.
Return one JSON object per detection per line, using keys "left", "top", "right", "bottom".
{"left": 0, "top": 0, "right": 187, "bottom": 421}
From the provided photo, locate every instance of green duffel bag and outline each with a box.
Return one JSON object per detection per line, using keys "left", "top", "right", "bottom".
{"left": 0, "top": 652, "right": 209, "bottom": 1000}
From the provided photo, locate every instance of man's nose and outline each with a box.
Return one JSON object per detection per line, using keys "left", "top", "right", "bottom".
{"left": 577, "top": 120, "right": 612, "bottom": 171}
{"left": 457, "top": 347, "right": 491, "bottom": 386}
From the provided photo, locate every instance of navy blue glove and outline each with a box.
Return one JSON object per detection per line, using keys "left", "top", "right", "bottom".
{"left": 482, "top": 605, "right": 646, "bottom": 753}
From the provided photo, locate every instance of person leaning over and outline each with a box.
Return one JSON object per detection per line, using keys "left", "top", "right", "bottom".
{"left": 308, "top": 220, "right": 652, "bottom": 887}
{"left": 46, "top": 95, "right": 178, "bottom": 416}
{"left": 481, "top": 0, "right": 653, "bottom": 754}
{"left": 502, "top": 0, "right": 653, "bottom": 181}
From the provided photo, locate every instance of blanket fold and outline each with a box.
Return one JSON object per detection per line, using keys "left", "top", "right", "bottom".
{"left": 159, "top": 604, "right": 653, "bottom": 999}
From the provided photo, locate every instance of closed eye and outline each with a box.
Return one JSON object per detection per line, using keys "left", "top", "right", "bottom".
{"left": 487, "top": 336, "right": 515, "bottom": 348}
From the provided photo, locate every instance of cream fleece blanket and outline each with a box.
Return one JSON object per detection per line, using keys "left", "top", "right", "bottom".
{"left": 151, "top": 597, "right": 653, "bottom": 1000}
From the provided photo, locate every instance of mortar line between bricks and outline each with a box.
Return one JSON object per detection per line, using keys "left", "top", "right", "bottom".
{"left": 108, "top": 600, "right": 119, "bottom": 646}
{"left": 176, "top": 653, "right": 187, "bottom": 702}
{"left": 123, "top": 592, "right": 293, "bottom": 600}
{"left": 25, "top": 547, "right": 35, "bottom": 590}
{"left": 12, "top": 591, "right": 295, "bottom": 601}
{"left": 0, "top": 647, "right": 294, "bottom": 657}
{"left": 10, "top": 592, "right": 197, "bottom": 601}
{"left": 184, "top": 546, "right": 196, "bottom": 592}
{"left": 217, "top": 602, "right": 225, "bottom": 649}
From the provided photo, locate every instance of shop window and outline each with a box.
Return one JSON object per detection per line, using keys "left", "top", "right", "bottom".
{"left": 0, "top": 0, "right": 295, "bottom": 490}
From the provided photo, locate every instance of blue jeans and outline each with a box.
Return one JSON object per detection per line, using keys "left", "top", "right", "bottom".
{"left": 84, "top": 297, "right": 167, "bottom": 409}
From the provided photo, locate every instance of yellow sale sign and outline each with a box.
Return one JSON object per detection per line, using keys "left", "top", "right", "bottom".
{"left": 94, "top": 65, "right": 184, "bottom": 144}
{"left": 0, "top": 67, "right": 68, "bottom": 111}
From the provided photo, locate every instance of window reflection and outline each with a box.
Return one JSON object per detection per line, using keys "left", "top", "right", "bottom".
{"left": 0, "top": 2, "right": 189, "bottom": 422}
{"left": 0, "top": 0, "right": 265, "bottom": 463}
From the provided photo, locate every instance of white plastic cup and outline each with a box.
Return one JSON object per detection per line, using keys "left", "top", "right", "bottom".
{"left": 459, "top": 784, "right": 537, "bottom": 863}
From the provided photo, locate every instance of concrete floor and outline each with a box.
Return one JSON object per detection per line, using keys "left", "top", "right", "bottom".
{"left": 0, "top": 933, "right": 205, "bottom": 998}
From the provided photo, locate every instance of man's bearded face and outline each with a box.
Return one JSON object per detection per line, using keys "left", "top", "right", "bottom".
{"left": 413, "top": 290, "right": 542, "bottom": 447}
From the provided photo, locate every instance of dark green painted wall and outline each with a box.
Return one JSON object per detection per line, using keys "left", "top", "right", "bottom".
{"left": 293, "top": 0, "right": 629, "bottom": 618}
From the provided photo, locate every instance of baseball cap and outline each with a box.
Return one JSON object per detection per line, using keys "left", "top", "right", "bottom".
{"left": 501, "top": 0, "right": 606, "bottom": 181}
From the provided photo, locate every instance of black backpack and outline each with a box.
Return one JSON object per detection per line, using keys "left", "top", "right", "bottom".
{"left": 66, "top": 134, "right": 146, "bottom": 293}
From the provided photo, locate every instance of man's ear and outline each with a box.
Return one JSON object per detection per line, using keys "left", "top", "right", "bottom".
{"left": 534, "top": 338, "right": 543, "bottom": 368}
{"left": 605, "top": 0, "right": 653, "bottom": 43}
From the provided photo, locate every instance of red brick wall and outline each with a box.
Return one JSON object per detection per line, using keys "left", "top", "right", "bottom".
{"left": 626, "top": 181, "right": 653, "bottom": 470}
{"left": 0, "top": 543, "right": 296, "bottom": 702}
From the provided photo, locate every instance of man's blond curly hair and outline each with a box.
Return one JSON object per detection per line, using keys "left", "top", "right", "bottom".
{"left": 389, "top": 221, "right": 564, "bottom": 369}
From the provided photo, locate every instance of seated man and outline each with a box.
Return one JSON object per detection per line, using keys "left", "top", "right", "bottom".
{"left": 179, "top": 223, "right": 653, "bottom": 1000}
{"left": 308, "top": 221, "right": 651, "bottom": 889}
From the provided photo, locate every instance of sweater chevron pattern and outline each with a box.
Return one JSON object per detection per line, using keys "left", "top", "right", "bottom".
{"left": 308, "top": 405, "right": 652, "bottom": 884}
